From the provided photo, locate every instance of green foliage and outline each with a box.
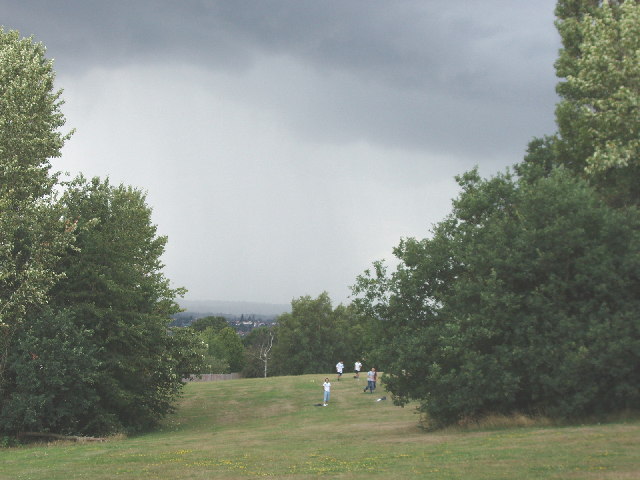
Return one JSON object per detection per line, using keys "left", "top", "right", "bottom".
{"left": 0, "top": 28, "right": 74, "bottom": 402}
{"left": 271, "top": 293, "right": 367, "bottom": 375}
{"left": 353, "top": 168, "right": 640, "bottom": 427}
{"left": 555, "top": 0, "right": 640, "bottom": 205}
{"left": 1, "top": 29, "right": 203, "bottom": 438}
{"left": 190, "top": 316, "right": 229, "bottom": 332}
{"left": 349, "top": 0, "right": 640, "bottom": 430}
{"left": 554, "top": 0, "right": 601, "bottom": 85}
{"left": 0, "top": 308, "right": 100, "bottom": 435}
{"left": 515, "top": 136, "right": 561, "bottom": 184}
{"left": 242, "top": 326, "right": 275, "bottom": 378}
{"left": 42, "top": 176, "right": 195, "bottom": 434}
{"left": 166, "top": 326, "right": 208, "bottom": 383}
{"left": 214, "top": 327, "right": 245, "bottom": 373}
{"left": 0, "top": 29, "right": 71, "bottom": 200}
{"left": 197, "top": 326, "right": 245, "bottom": 374}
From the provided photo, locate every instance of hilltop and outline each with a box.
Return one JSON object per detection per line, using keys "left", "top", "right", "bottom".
{"left": 1, "top": 375, "right": 638, "bottom": 479}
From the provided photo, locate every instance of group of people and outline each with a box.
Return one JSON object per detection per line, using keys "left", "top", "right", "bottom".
{"left": 321, "top": 361, "right": 377, "bottom": 406}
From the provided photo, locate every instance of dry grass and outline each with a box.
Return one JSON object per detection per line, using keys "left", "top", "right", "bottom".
{"left": 449, "top": 412, "right": 555, "bottom": 431}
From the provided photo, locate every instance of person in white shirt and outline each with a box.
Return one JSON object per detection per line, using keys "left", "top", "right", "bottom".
{"left": 354, "top": 360, "right": 362, "bottom": 379}
{"left": 336, "top": 361, "right": 344, "bottom": 381}
{"left": 322, "top": 378, "right": 331, "bottom": 406}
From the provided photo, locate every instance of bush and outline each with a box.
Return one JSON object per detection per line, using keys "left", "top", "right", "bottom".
{"left": 0, "top": 309, "right": 99, "bottom": 436}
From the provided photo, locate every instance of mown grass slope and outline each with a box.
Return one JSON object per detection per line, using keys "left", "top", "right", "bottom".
{"left": 1, "top": 374, "right": 638, "bottom": 479}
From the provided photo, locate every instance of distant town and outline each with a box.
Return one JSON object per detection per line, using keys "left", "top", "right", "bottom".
{"left": 170, "top": 311, "right": 278, "bottom": 335}
{"left": 171, "top": 299, "right": 289, "bottom": 333}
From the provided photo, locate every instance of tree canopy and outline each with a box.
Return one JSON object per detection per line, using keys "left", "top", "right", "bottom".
{"left": 352, "top": 0, "right": 640, "bottom": 427}
{"left": 353, "top": 168, "right": 640, "bottom": 427}
{"left": 271, "top": 293, "right": 368, "bottom": 376}
{"left": 0, "top": 28, "right": 74, "bottom": 404}
{"left": 1, "top": 30, "right": 204, "bottom": 436}
{"left": 555, "top": 0, "right": 640, "bottom": 205}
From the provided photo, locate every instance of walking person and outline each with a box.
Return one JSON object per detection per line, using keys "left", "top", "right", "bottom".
{"left": 322, "top": 378, "right": 331, "bottom": 406}
{"left": 336, "top": 361, "right": 344, "bottom": 381}
{"left": 354, "top": 360, "right": 362, "bottom": 379}
{"left": 364, "top": 367, "right": 377, "bottom": 393}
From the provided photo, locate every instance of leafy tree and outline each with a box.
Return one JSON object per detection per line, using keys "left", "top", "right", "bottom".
{"left": 0, "top": 29, "right": 74, "bottom": 402}
{"left": 555, "top": 0, "right": 640, "bottom": 205}
{"left": 353, "top": 168, "right": 640, "bottom": 428}
{"left": 554, "top": 0, "right": 601, "bottom": 90}
{"left": 47, "top": 176, "right": 197, "bottom": 434}
{"left": 165, "top": 326, "right": 208, "bottom": 382}
{"left": 197, "top": 326, "right": 245, "bottom": 374}
{"left": 271, "top": 293, "right": 366, "bottom": 376}
{"left": 213, "top": 327, "right": 245, "bottom": 373}
{"left": 1, "top": 29, "right": 203, "bottom": 437}
{"left": 0, "top": 29, "right": 71, "bottom": 199}
{"left": 190, "top": 315, "right": 229, "bottom": 332}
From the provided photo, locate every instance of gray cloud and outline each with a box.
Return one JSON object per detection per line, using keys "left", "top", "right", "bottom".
{"left": 1, "top": 1, "right": 561, "bottom": 304}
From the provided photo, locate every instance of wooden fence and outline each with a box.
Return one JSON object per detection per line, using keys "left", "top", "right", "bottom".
{"left": 183, "top": 373, "right": 242, "bottom": 382}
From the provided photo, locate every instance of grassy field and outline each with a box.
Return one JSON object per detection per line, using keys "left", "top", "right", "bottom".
{"left": 1, "top": 374, "right": 638, "bottom": 479}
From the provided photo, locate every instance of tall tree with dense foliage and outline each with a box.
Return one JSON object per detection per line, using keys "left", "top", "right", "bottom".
{"left": 350, "top": 0, "right": 640, "bottom": 428}
{"left": 555, "top": 0, "right": 640, "bottom": 205}
{"left": 1, "top": 29, "right": 204, "bottom": 437}
{"left": 0, "top": 29, "right": 74, "bottom": 403}
{"left": 353, "top": 168, "right": 640, "bottom": 428}
{"left": 42, "top": 176, "right": 202, "bottom": 434}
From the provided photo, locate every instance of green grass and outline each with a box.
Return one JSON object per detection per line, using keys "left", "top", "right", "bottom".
{"left": 1, "top": 375, "right": 638, "bottom": 479}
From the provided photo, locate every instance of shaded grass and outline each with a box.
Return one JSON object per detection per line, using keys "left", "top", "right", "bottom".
{"left": 1, "top": 374, "right": 638, "bottom": 479}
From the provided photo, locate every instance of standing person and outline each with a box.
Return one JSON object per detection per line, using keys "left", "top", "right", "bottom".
{"left": 336, "top": 361, "right": 344, "bottom": 381}
{"left": 354, "top": 360, "right": 362, "bottom": 379}
{"left": 322, "top": 378, "right": 331, "bottom": 406}
{"left": 364, "top": 367, "right": 377, "bottom": 393}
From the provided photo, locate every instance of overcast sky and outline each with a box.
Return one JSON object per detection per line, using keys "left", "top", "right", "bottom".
{"left": 3, "top": 1, "right": 561, "bottom": 306}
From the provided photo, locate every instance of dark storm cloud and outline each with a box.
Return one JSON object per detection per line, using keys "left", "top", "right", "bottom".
{"left": 3, "top": 1, "right": 560, "bottom": 161}
{"left": 1, "top": 1, "right": 563, "bottom": 303}
{"left": 6, "top": 1, "right": 558, "bottom": 94}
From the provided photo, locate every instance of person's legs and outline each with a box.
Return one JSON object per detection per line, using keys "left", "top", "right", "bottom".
{"left": 323, "top": 390, "right": 330, "bottom": 404}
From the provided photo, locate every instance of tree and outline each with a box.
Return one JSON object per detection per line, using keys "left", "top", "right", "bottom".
{"left": 190, "top": 316, "right": 229, "bottom": 332}
{"left": 214, "top": 327, "right": 245, "bottom": 373}
{"left": 1, "top": 29, "right": 204, "bottom": 437}
{"left": 242, "top": 326, "right": 275, "bottom": 378}
{"left": 555, "top": 0, "right": 640, "bottom": 205}
{"left": 271, "top": 293, "right": 367, "bottom": 376}
{"left": 0, "top": 29, "right": 74, "bottom": 402}
{"left": 45, "top": 176, "right": 195, "bottom": 434}
{"left": 353, "top": 168, "right": 640, "bottom": 428}
{"left": 0, "top": 29, "right": 71, "bottom": 199}
{"left": 271, "top": 293, "right": 335, "bottom": 375}
{"left": 197, "top": 326, "right": 245, "bottom": 374}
